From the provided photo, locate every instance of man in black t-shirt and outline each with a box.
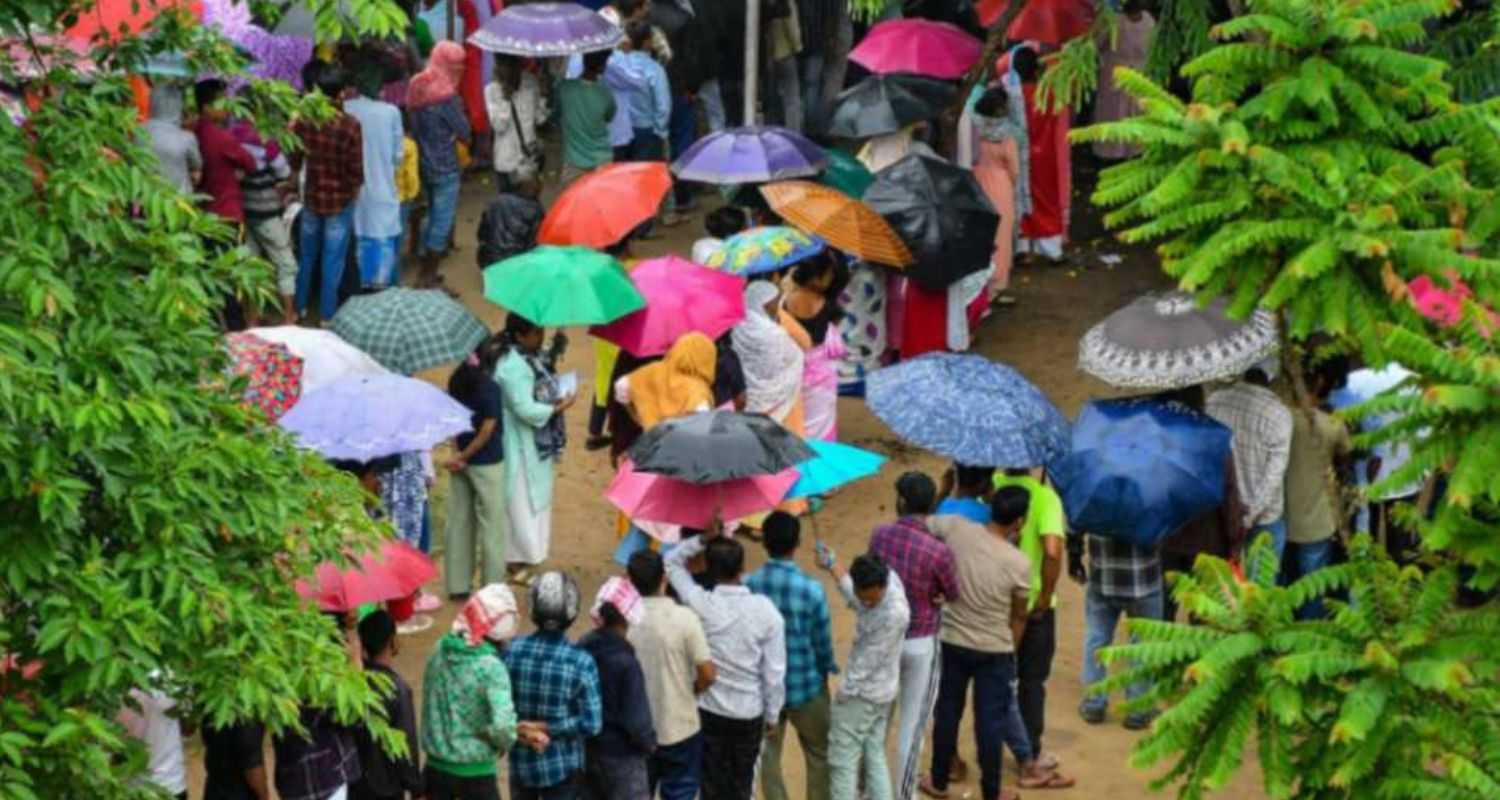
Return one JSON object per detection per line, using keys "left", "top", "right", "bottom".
{"left": 202, "top": 721, "right": 269, "bottom": 800}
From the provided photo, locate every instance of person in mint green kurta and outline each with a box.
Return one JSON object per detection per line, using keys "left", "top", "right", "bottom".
{"left": 422, "top": 584, "right": 520, "bottom": 787}
{"left": 494, "top": 313, "right": 576, "bottom": 579}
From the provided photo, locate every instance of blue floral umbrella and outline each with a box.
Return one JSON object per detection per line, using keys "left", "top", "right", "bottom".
{"left": 865, "top": 353, "right": 1069, "bottom": 467}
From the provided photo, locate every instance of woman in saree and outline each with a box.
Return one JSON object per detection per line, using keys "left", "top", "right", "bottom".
{"left": 971, "top": 85, "right": 1025, "bottom": 302}
{"left": 783, "top": 253, "right": 849, "bottom": 441}
{"left": 733, "top": 281, "right": 806, "bottom": 429}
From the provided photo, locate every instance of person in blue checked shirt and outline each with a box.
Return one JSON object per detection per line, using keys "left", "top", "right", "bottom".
{"left": 747, "top": 512, "right": 836, "bottom": 800}
{"left": 504, "top": 571, "right": 604, "bottom": 800}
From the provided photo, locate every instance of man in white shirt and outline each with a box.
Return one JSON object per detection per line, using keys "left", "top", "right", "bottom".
{"left": 627, "top": 550, "right": 718, "bottom": 800}
{"left": 665, "top": 531, "right": 786, "bottom": 800}
{"left": 118, "top": 687, "right": 187, "bottom": 799}
{"left": 1207, "top": 367, "right": 1294, "bottom": 563}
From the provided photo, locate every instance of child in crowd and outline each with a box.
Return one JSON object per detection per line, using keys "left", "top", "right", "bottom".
{"left": 691, "top": 206, "right": 748, "bottom": 264}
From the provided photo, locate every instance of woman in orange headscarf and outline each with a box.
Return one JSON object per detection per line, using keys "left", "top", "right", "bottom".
{"left": 617, "top": 332, "right": 717, "bottom": 429}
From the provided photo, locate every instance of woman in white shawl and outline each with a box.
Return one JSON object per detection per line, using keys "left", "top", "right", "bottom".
{"left": 731, "top": 281, "right": 806, "bottom": 432}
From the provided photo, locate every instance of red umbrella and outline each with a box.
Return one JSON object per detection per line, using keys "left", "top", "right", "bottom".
{"left": 977, "top": 0, "right": 1094, "bottom": 45}
{"left": 296, "top": 540, "right": 437, "bottom": 612}
{"left": 66, "top": 0, "right": 203, "bottom": 42}
{"left": 590, "top": 256, "right": 747, "bottom": 357}
{"left": 537, "top": 162, "right": 673, "bottom": 249}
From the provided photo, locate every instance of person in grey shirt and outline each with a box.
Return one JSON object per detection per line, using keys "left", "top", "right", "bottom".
{"left": 142, "top": 82, "right": 200, "bottom": 194}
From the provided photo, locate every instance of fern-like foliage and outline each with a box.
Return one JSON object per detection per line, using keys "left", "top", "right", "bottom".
{"left": 1072, "top": 0, "right": 1500, "bottom": 361}
{"left": 1102, "top": 536, "right": 1500, "bottom": 800}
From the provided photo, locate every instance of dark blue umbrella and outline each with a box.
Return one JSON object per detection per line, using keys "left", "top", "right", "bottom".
{"left": 1049, "top": 399, "right": 1232, "bottom": 548}
{"left": 865, "top": 353, "right": 1069, "bottom": 468}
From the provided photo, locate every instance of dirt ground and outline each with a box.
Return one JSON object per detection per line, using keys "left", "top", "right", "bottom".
{"left": 187, "top": 153, "right": 1264, "bottom": 799}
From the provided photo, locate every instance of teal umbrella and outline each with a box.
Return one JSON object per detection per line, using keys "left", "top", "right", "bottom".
{"left": 330, "top": 288, "right": 489, "bottom": 375}
{"left": 819, "top": 148, "right": 875, "bottom": 198}
{"left": 483, "top": 245, "right": 645, "bottom": 326}
{"left": 789, "top": 440, "right": 887, "bottom": 498}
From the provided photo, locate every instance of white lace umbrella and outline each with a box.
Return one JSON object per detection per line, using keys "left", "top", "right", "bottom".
{"left": 1078, "top": 291, "right": 1278, "bottom": 390}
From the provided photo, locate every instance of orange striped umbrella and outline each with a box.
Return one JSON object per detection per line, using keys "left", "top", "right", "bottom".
{"left": 758, "top": 181, "right": 914, "bottom": 268}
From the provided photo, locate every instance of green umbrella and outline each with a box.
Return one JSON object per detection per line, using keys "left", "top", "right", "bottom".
{"left": 819, "top": 148, "right": 875, "bottom": 198}
{"left": 482, "top": 246, "right": 646, "bottom": 326}
{"left": 330, "top": 288, "right": 489, "bottom": 375}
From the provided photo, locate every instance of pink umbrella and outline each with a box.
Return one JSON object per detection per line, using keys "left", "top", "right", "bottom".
{"left": 590, "top": 256, "right": 747, "bottom": 357}
{"left": 850, "top": 19, "right": 983, "bottom": 80}
{"left": 606, "top": 459, "right": 798, "bottom": 530}
{"left": 1409, "top": 272, "right": 1496, "bottom": 334}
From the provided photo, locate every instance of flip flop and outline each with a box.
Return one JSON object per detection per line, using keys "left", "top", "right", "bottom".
{"left": 1020, "top": 770, "right": 1075, "bottom": 790}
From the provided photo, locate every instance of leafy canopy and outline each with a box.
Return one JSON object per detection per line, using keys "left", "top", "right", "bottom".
{"left": 0, "top": 0, "right": 409, "bottom": 797}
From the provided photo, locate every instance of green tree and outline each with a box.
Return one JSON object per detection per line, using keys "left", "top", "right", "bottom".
{"left": 1071, "top": 0, "right": 1500, "bottom": 797}
{"left": 0, "top": 1, "right": 406, "bottom": 797}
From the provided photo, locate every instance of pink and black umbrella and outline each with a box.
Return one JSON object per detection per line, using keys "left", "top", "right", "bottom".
{"left": 606, "top": 459, "right": 798, "bottom": 530}
{"left": 850, "top": 19, "right": 982, "bottom": 80}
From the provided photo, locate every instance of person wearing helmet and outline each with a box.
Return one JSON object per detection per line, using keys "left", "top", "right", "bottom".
{"left": 503, "top": 571, "right": 604, "bottom": 799}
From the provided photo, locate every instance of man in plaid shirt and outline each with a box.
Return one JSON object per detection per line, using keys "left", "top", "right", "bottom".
{"left": 505, "top": 571, "right": 603, "bottom": 799}
{"left": 291, "top": 66, "right": 364, "bottom": 323}
{"left": 867, "top": 471, "right": 960, "bottom": 799}
{"left": 746, "top": 512, "right": 836, "bottom": 800}
{"left": 1079, "top": 532, "right": 1163, "bottom": 730}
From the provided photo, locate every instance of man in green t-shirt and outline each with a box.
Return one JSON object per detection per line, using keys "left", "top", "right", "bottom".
{"left": 994, "top": 467, "right": 1067, "bottom": 771}
{"left": 556, "top": 49, "right": 618, "bottom": 186}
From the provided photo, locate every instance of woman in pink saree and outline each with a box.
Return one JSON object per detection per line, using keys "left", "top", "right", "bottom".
{"left": 782, "top": 254, "right": 849, "bottom": 441}
{"left": 971, "top": 85, "right": 1025, "bottom": 299}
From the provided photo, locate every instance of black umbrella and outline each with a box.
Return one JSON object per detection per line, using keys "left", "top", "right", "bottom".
{"left": 627, "top": 410, "right": 816, "bottom": 483}
{"left": 826, "top": 73, "right": 958, "bottom": 139}
{"left": 864, "top": 154, "right": 999, "bottom": 291}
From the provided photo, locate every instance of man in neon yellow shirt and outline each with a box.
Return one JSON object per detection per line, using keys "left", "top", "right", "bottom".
{"left": 994, "top": 467, "right": 1066, "bottom": 773}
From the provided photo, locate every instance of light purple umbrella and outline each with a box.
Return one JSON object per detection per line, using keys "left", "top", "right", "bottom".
{"left": 468, "top": 2, "right": 623, "bottom": 56}
{"left": 671, "top": 126, "right": 829, "bottom": 185}
{"left": 279, "top": 374, "right": 472, "bottom": 461}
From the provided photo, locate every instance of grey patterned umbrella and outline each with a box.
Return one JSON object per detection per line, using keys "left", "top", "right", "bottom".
{"left": 1078, "top": 291, "right": 1278, "bottom": 390}
{"left": 331, "top": 288, "right": 489, "bottom": 375}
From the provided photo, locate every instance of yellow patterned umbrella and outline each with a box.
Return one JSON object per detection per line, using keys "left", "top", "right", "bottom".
{"left": 703, "top": 226, "right": 827, "bottom": 276}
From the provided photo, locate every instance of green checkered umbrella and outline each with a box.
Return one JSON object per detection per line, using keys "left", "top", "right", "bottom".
{"left": 330, "top": 288, "right": 490, "bottom": 375}
{"left": 482, "top": 245, "right": 645, "bottom": 326}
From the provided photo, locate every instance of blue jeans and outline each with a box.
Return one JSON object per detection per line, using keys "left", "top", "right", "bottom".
{"left": 1001, "top": 683, "right": 1033, "bottom": 764}
{"left": 395, "top": 201, "right": 414, "bottom": 273}
{"left": 798, "top": 50, "right": 825, "bottom": 132}
{"left": 296, "top": 204, "right": 355, "bottom": 321}
{"left": 357, "top": 235, "right": 399, "bottom": 288}
{"left": 421, "top": 170, "right": 461, "bottom": 256}
{"left": 930, "top": 643, "right": 1014, "bottom": 800}
{"left": 668, "top": 95, "right": 697, "bottom": 206}
{"left": 1081, "top": 583, "right": 1164, "bottom": 714}
{"left": 1248, "top": 518, "right": 1288, "bottom": 583}
{"left": 649, "top": 732, "right": 703, "bottom": 800}
{"left": 627, "top": 128, "right": 665, "bottom": 161}
{"left": 1285, "top": 538, "right": 1335, "bottom": 619}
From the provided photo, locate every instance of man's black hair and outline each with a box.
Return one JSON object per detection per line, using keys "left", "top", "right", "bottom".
{"left": 358, "top": 609, "right": 396, "bottom": 658}
{"left": 705, "top": 537, "right": 745, "bottom": 583}
{"left": 991, "top": 485, "right": 1031, "bottom": 526}
{"left": 194, "top": 78, "right": 227, "bottom": 111}
{"left": 627, "top": 550, "right": 665, "bottom": 597}
{"left": 955, "top": 463, "right": 996, "bottom": 492}
{"left": 582, "top": 49, "right": 611, "bottom": 76}
{"left": 849, "top": 554, "right": 889, "bottom": 592}
{"left": 896, "top": 471, "right": 937, "bottom": 515}
{"left": 762, "top": 511, "right": 801, "bottom": 558}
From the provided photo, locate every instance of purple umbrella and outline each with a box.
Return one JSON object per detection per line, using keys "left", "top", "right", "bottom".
{"left": 671, "top": 126, "right": 828, "bottom": 185}
{"left": 468, "top": 2, "right": 624, "bottom": 56}
{"left": 279, "top": 374, "right": 473, "bottom": 461}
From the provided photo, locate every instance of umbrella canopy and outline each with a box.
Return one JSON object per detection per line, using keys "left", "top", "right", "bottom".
{"left": 789, "top": 440, "right": 888, "bottom": 499}
{"left": 1077, "top": 291, "right": 1278, "bottom": 390}
{"left": 66, "top": 0, "right": 202, "bottom": 42}
{"left": 978, "top": 0, "right": 1095, "bottom": 44}
{"left": 704, "top": 226, "right": 826, "bottom": 277}
{"left": 760, "top": 181, "right": 914, "bottom": 268}
{"left": 296, "top": 540, "right": 437, "bottom": 612}
{"left": 225, "top": 332, "right": 303, "bottom": 421}
{"left": 246, "top": 326, "right": 388, "bottom": 394}
{"left": 469, "top": 1, "right": 624, "bottom": 55}
{"left": 628, "top": 410, "right": 817, "bottom": 483}
{"left": 590, "top": 256, "right": 746, "bottom": 357}
{"left": 1049, "top": 399, "right": 1231, "bottom": 549}
{"left": 671, "top": 126, "right": 827, "bottom": 184}
{"left": 827, "top": 73, "right": 957, "bottom": 139}
{"left": 606, "top": 459, "right": 798, "bottom": 528}
{"left": 819, "top": 148, "right": 875, "bottom": 198}
{"left": 483, "top": 245, "right": 644, "bottom": 326}
{"left": 866, "top": 353, "right": 1069, "bottom": 468}
{"left": 849, "top": 19, "right": 982, "bottom": 79}
{"left": 331, "top": 288, "right": 489, "bottom": 376}
{"left": 278, "top": 374, "right": 473, "bottom": 461}
{"left": 537, "top": 162, "right": 673, "bottom": 248}
{"left": 864, "top": 154, "right": 998, "bottom": 290}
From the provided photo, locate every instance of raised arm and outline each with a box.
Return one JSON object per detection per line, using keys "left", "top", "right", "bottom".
{"left": 664, "top": 536, "right": 711, "bottom": 612}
